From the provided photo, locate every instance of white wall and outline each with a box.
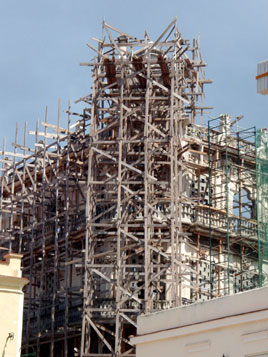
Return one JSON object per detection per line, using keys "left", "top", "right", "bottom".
{"left": 0, "top": 253, "right": 28, "bottom": 357}
{"left": 132, "top": 287, "right": 268, "bottom": 357}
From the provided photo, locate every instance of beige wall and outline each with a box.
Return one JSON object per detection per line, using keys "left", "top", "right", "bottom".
{"left": 0, "top": 253, "right": 28, "bottom": 357}
{"left": 132, "top": 287, "right": 268, "bottom": 357}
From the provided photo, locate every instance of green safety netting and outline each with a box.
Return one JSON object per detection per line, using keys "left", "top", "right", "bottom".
{"left": 256, "top": 129, "right": 268, "bottom": 286}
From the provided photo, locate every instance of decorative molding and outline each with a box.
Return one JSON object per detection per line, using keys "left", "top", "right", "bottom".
{"left": 184, "top": 340, "right": 210, "bottom": 352}
{"left": 242, "top": 330, "right": 268, "bottom": 343}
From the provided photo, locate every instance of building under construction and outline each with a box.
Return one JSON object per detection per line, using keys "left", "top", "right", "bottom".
{"left": 0, "top": 19, "right": 268, "bottom": 356}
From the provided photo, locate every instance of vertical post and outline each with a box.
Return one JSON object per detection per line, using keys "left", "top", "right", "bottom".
{"left": 144, "top": 49, "right": 150, "bottom": 314}
{"left": 208, "top": 120, "right": 213, "bottom": 298}
{"left": 256, "top": 128, "right": 263, "bottom": 287}
{"left": 64, "top": 100, "right": 71, "bottom": 356}
{"left": 115, "top": 60, "right": 124, "bottom": 356}
{"left": 9, "top": 123, "right": 18, "bottom": 252}
{"left": 37, "top": 106, "right": 48, "bottom": 355}
{"left": 0, "top": 137, "right": 6, "bottom": 233}
{"left": 224, "top": 116, "right": 230, "bottom": 295}
{"left": 25, "top": 120, "right": 39, "bottom": 354}
{"left": 237, "top": 132, "right": 243, "bottom": 292}
{"left": 19, "top": 121, "right": 27, "bottom": 253}
{"left": 51, "top": 99, "right": 61, "bottom": 356}
{"left": 170, "top": 56, "right": 176, "bottom": 307}
{"left": 196, "top": 233, "right": 200, "bottom": 301}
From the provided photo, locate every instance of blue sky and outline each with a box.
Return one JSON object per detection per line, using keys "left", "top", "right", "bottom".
{"left": 0, "top": 0, "right": 268, "bottom": 149}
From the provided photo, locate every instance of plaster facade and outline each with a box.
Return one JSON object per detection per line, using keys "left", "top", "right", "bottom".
{"left": 0, "top": 253, "right": 28, "bottom": 357}
{"left": 132, "top": 287, "right": 268, "bottom": 357}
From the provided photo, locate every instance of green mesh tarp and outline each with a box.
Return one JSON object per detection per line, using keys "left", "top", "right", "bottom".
{"left": 256, "top": 129, "right": 268, "bottom": 286}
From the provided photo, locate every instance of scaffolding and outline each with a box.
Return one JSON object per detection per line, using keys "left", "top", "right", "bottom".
{"left": 0, "top": 102, "right": 90, "bottom": 355}
{"left": 0, "top": 19, "right": 265, "bottom": 356}
{"left": 256, "top": 128, "right": 268, "bottom": 286}
{"left": 80, "top": 19, "right": 213, "bottom": 356}
{"left": 208, "top": 116, "right": 258, "bottom": 298}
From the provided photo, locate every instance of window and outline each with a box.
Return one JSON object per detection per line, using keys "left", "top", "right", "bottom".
{"left": 233, "top": 187, "right": 256, "bottom": 219}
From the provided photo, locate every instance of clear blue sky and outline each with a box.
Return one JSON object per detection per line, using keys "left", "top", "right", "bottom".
{"left": 0, "top": 0, "right": 267, "bottom": 149}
